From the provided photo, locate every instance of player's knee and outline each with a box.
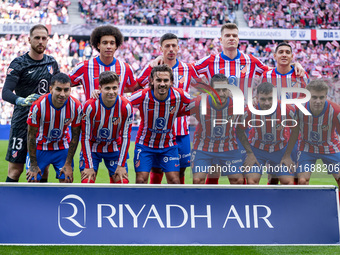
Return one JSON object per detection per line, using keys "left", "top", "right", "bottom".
{"left": 193, "top": 177, "right": 205, "bottom": 184}
{"left": 136, "top": 175, "right": 148, "bottom": 184}
{"left": 168, "top": 177, "right": 180, "bottom": 184}
{"left": 298, "top": 178, "right": 309, "bottom": 185}
{"left": 247, "top": 178, "right": 260, "bottom": 185}
{"left": 229, "top": 177, "right": 244, "bottom": 184}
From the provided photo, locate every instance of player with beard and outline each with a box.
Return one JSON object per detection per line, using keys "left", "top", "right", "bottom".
{"left": 129, "top": 65, "right": 191, "bottom": 184}
{"left": 138, "top": 33, "right": 200, "bottom": 184}
{"left": 2, "top": 24, "right": 59, "bottom": 182}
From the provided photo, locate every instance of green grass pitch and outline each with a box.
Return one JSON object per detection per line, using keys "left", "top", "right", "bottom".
{"left": 0, "top": 140, "right": 339, "bottom": 253}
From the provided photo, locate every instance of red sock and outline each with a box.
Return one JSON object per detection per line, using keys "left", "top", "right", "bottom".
{"left": 150, "top": 172, "right": 163, "bottom": 184}
{"left": 81, "top": 178, "right": 95, "bottom": 183}
{"left": 180, "top": 176, "right": 185, "bottom": 184}
{"left": 114, "top": 178, "right": 129, "bottom": 184}
{"left": 110, "top": 177, "right": 114, "bottom": 183}
{"left": 294, "top": 178, "right": 298, "bottom": 185}
{"left": 243, "top": 178, "right": 247, "bottom": 185}
{"left": 205, "top": 176, "right": 219, "bottom": 184}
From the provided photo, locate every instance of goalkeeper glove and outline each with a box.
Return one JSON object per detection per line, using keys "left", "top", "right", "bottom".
{"left": 15, "top": 93, "right": 41, "bottom": 107}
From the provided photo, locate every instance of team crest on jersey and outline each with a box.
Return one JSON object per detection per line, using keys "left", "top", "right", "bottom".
{"left": 178, "top": 75, "right": 185, "bottom": 83}
{"left": 240, "top": 65, "right": 248, "bottom": 74}
{"left": 112, "top": 117, "right": 121, "bottom": 125}
{"left": 135, "top": 160, "right": 140, "bottom": 168}
{"left": 12, "top": 150, "right": 18, "bottom": 158}
{"left": 322, "top": 125, "right": 329, "bottom": 131}
{"left": 64, "top": 118, "right": 72, "bottom": 126}
{"left": 47, "top": 65, "right": 53, "bottom": 74}
{"left": 7, "top": 68, "right": 14, "bottom": 75}
{"left": 169, "top": 106, "right": 177, "bottom": 114}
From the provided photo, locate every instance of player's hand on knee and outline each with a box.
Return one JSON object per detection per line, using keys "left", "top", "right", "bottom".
{"left": 16, "top": 94, "right": 41, "bottom": 107}
{"left": 59, "top": 165, "right": 74, "bottom": 183}
{"left": 90, "top": 90, "right": 100, "bottom": 99}
{"left": 280, "top": 157, "right": 296, "bottom": 174}
{"left": 114, "top": 165, "right": 129, "bottom": 183}
{"left": 81, "top": 168, "right": 96, "bottom": 183}
{"left": 26, "top": 165, "right": 41, "bottom": 182}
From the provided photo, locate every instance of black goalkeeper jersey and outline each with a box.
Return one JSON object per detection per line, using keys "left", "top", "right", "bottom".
{"left": 2, "top": 52, "right": 59, "bottom": 127}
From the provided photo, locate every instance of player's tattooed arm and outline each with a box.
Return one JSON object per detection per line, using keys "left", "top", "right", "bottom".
{"left": 60, "top": 126, "right": 81, "bottom": 183}
{"left": 27, "top": 125, "right": 41, "bottom": 182}
{"left": 236, "top": 126, "right": 260, "bottom": 168}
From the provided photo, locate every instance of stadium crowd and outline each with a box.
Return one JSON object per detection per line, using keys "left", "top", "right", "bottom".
{"left": 0, "top": 34, "right": 339, "bottom": 124}
{"left": 0, "top": 0, "right": 70, "bottom": 24}
{"left": 78, "top": 0, "right": 236, "bottom": 26}
{"left": 243, "top": 0, "right": 340, "bottom": 29}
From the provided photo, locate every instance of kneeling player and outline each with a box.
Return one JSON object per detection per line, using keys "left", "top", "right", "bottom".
{"left": 129, "top": 65, "right": 191, "bottom": 184}
{"left": 190, "top": 74, "right": 258, "bottom": 184}
{"left": 281, "top": 80, "right": 340, "bottom": 185}
{"left": 26, "top": 73, "right": 82, "bottom": 182}
{"left": 81, "top": 71, "right": 132, "bottom": 183}
{"left": 237, "top": 82, "right": 296, "bottom": 184}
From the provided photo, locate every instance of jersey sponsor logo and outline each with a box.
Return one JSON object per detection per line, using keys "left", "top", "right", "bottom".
{"left": 264, "top": 133, "right": 274, "bottom": 141}
{"left": 64, "top": 118, "right": 72, "bottom": 126}
{"left": 99, "top": 128, "right": 110, "bottom": 138}
{"left": 228, "top": 76, "right": 237, "bottom": 86}
{"left": 169, "top": 106, "right": 177, "bottom": 114}
{"left": 310, "top": 131, "right": 320, "bottom": 142}
{"left": 47, "top": 65, "right": 54, "bottom": 75}
{"left": 49, "top": 129, "right": 62, "bottom": 141}
{"left": 155, "top": 117, "right": 166, "bottom": 129}
{"left": 213, "top": 126, "right": 223, "bottom": 136}
{"left": 38, "top": 79, "right": 48, "bottom": 95}
{"left": 112, "top": 117, "right": 120, "bottom": 125}
{"left": 58, "top": 194, "right": 86, "bottom": 237}
{"left": 7, "top": 68, "right": 13, "bottom": 75}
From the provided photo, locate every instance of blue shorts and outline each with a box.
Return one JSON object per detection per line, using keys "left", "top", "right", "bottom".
{"left": 80, "top": 151, "right": 128, "bottom": 177}
{"left": 296, "top": 151, "right": 340, "bottom": 174}
{"left": 26, "top": 149, "right": 73, "bottom": 181}
{"left": 247, "top": 145, "right": 295, "bottom": 176}
{"left": 134, "top": 143, "right": 180, "bottom": 173}
{"left": 177, "top": 135, "right": 191, "bottom": 168}
{"left": 191, "top": 149, "right": 243, "bottom": 176}
{"left": 79, "top": 150, "right": 129, "bottom": 174}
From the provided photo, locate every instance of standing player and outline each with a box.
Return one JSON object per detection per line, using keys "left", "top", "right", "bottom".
{"left": 281, "top": 80, "right": 340, "bottom": 186}
{"left": 81, "top": 71, "right": 133, "bottom": 183}
{"left": 137, "top": 33, "right": 200, "bottom": 184}
{"left": 2, "top": 24, "right": 60, "bottom": 182}
{"left": 190, "top": 74, "right": 258, "bottom": 184}
{"left": 129, "top": 65, "right": 191, "bottom": 184}
{"left": 26, "top": 73, "right": 82, "bottom": 182}
{"left": 69, "top": 25, "right": 137, "bottom": 99}
{"left": 237, "top": 82, "right": 296, "bottom": 185}
{"left": 261, "top": 42, "right": 309, "bottom": 184}
{"left": 261, "top": 42, "right": 309, "bottom": 99}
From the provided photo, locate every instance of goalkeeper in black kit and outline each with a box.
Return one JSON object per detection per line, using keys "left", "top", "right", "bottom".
{"left": 2, "top": 24, "right": 59, "bottom": 182}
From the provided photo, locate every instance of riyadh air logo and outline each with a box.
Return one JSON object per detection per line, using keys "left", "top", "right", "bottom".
{"left": 58, "top": 194, "right": 86, "bottom": 237}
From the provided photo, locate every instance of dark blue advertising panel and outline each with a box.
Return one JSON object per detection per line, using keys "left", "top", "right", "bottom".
{"left": 0, "top": 184, "right": 339, "bottom": 245}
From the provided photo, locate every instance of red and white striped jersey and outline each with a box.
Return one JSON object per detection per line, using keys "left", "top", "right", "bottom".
{"left": 81, "top": 95, "right": 133, "bottom": 168}
{"left": 69, "top": 56, "right": 136, "bottom": 100}
{"left": 27, "top": 94, "right": 82, "bottom": 151}
{"left": 137, "top": 59, "right": 200, "bottom": 136}
{"left": 193, "top": 50, "right": 269, "bottom": 100}
{"left": 295, "top": 100, "right": 340, "bottom": 154}
{"left": 190, "top": 96, "right": 239, "bottom": 152}
{"left": 240, "top": 102, "right": 295, "bottom": 152}
{"left": 128, "top": 87, "right": 191, "bottom": 149}
{"left": 261, "top": 67, "right": 309, "bottom": 99}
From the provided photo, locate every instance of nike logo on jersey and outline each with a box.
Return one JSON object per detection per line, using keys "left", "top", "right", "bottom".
{"left": 28, "top": 70, "right": 35, "bottom": 74}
